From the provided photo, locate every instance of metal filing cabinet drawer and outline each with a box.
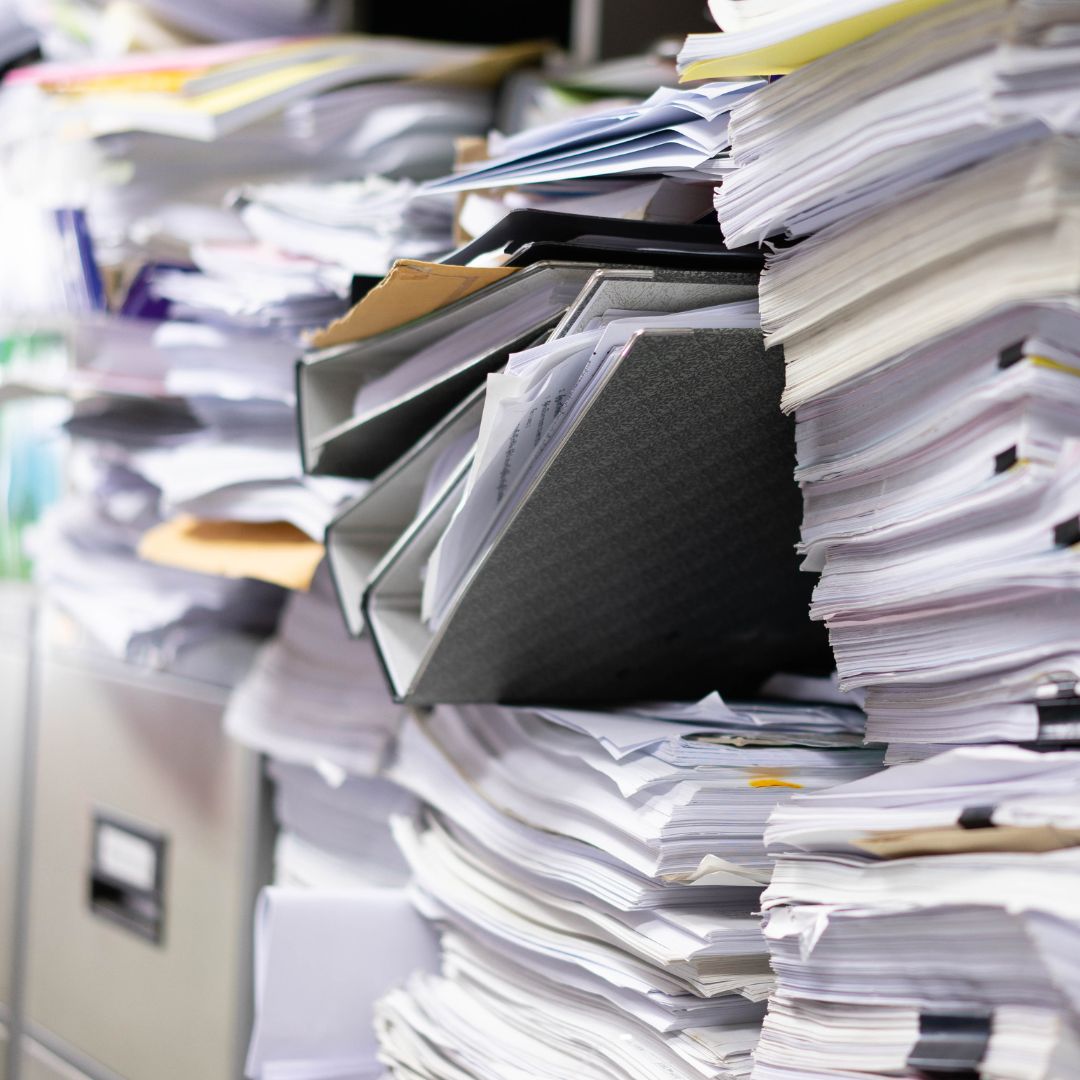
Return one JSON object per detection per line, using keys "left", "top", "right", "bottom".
{"left": 23, "top": 631, "right": 269, "bottom": 1080}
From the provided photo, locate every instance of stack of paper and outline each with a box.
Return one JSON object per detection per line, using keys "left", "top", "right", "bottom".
{"left": 225, "top": 564, "right": 405, "bottom": 778}
{"left": 75, "top": 80, "right": 488, "bottom": 271}
{"left": 421, "top": 81, "right": 764, "bottom": 195}
{"left": 232, "top": 566, "right": 431, "bottom": 1080}
{"left": 31, "top": 495, "right": 284, "bottom": 664}
{"left": 33, "top": 389, "right": 294, "bottom": 656}
{"left": 754, "top": 745, "right": 1080, "bottom": 1079}
{"left": 268, "top": 761, "right": 414, "bottom": 889}
{"left": 0, "top": 30, "right": 524, "bottom": 663}
{"left": 0, "top": 35, "right": 509, "bottom": 313}
{"left": 711, "top": 0, "right": 1045, "bottom": 248}
{"left": 7, "top": 37, "right": 511, "bottom": 141}
{"left": 707, "top": 0, "right": 1080, "bottom": 745}
{"left": 22, "top": 264, "right": 358, "bottom": 650}
{"left": 19, "top": 309, "right": 361, "bottom": 614}
{"left": 374, "top": 702, "right": 883, "bottom": 1080}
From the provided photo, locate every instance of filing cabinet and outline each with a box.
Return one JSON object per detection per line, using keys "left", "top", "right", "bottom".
{"left": 21, "top": 615, "right": 270, "bottom": 1080}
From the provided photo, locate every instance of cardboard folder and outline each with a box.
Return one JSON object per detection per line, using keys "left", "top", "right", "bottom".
{"left": 297, "top": 261, "right": 596, "bottom": 480}
{"left": 362, "top": 325, "right": 832, "bottom": 705}
{"left": 307, "top": 260, "right": 517, "bottom": 351}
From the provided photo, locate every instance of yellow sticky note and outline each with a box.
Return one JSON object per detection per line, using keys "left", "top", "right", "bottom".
{"left": 681, "top": 0, "right": 956, "bottom": 78}
{"left": 748, "top": 777, "right": 803, "bottom": 789}
{"left": 138, "top": 515, "right": 324, "bottom": 591}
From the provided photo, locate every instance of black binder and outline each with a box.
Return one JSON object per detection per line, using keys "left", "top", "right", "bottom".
{"left": 362, "top": 325, "right": 831, "bottom": 704}
{"left": 325, "top": 387, "right": 485, "bottom": 637}
{"left": 297, "top": 261, "right": 596, "bottom": 479}
{"left": 443, "top": 209, "right": 763, "bottom": 270}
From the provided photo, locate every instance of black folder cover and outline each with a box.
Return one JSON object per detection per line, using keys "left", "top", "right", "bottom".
{"left": 363, "top": 325, "right": 831, "bottom": 704}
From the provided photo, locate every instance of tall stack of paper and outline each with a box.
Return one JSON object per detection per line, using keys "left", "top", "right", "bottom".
{"left": 705, "top": 0, "right": 1080, "bottom": 746}
{"left": 375, "top": 702, "right": 883, "bottom": 1080}
{"left": 28, "top": 360, "right": 335, "bottom": 660}
{"left": 754, "top": 745, "right": 1080, "bottom": 1078}
{"left": 665, "top": 5, "right": 1080, "bottom": 1076}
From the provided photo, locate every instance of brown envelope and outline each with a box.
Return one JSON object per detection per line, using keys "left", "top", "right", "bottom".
{"left": 137, "top": 515, "right": 325, "bottom": 591}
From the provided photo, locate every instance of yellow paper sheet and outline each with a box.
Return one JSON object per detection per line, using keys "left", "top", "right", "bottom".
{"left": 308, "top": 259, "right": 517, "bottom": 350}
{"left": 138, "top": 515, "right": 324, "bottom": 591}
{"left": 681, "top": 0, "right": 956, "bottom": 78}
{"left": 165, "top": 54, "right": 362, "bottom": 118}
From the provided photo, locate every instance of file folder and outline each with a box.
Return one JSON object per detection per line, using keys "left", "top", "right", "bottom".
{"left": 325, "top": 266, "right": 762, "bottom": 637}
{"left": 551, "top": 265, "right": 760, "bottom": 337}
{"left": 297, "top": 262, "right": 597, "bottom": 479}
{"left": 325, "top": 387, "right": 485, "bottom": 637}
{"left": 362, "top": 326, "right": 831, "bottom": 705}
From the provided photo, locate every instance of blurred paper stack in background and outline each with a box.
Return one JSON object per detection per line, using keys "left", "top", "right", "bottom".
{"left": 0, "top": 31, "right": 533, "bottom": 663}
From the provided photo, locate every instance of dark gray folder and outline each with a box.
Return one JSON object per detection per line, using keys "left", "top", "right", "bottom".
{"left": 362, "top": 325, "right": 831, "bottom": 705}
{"left": 297, "top": 262, "right": 597, "bottom": 479}
{"left": 325, "top": 266, "right": 761, "bottom": 639}
{"left": 325, "top": 386, "right": 485, "bottom": 637}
